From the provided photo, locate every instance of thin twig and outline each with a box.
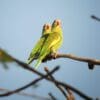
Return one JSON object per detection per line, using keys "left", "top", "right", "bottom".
{"left": 48, "top": 93, "right": 57, "bottom": 100}
{"left": 91, "top": 15, "right": 100, "bottom": 21}
{"left": 45, "top": 67, "right": 93, "bottom": 100}
{"left": 44, "top": 67, "right": 67, "bottom": 98}
{"left": 0, "top": 88, "right": 50, "bottom": 100}
{"left": 54, "top": 81, "right": 92, "bottom": 100}
{"left": 66, "top": 89, "right": 75, "bottom": 100}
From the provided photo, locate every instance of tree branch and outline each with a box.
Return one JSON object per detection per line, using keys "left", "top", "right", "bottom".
{"left": 0, "top": 66, "right": 59, "bottom": 97}
{"left": 0, "top": 49, "right": 96, "bottom": 99}
{"left": 0, "top": 88, "right": 50, "bottom": 100}
{"left": 66, "top": 89, "right": 75, "bottom": 100}
{"left": 44, "top": 67, "right": 67, "bottom": 98}
{"left": 48, "top": 93, "right": 57, "bottom": 100}
{"left": 43, "top": 53, "right": 100, "bottom": 69}
{"left": 44, "top": 67, "right": 92, "bottom": 100}
{"left": 57, "top": 53, "right": 100, "bottom": 65}
{"left": 91, "top": 15, "right": 100, "bottom": 21}
{"left": 0, "top": 57, "right": 93, "bottom": 100}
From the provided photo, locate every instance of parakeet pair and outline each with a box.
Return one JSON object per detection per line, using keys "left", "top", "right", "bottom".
{"left": 27, "top": 19, "right": 63, "bottom": 69}
{"left": 27, "top": 23, "right": 51, "bottom": 64}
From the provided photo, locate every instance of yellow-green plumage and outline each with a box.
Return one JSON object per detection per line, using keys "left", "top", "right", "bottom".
{"left": 27, "top": 24, "right": 51, "bottom": 64}
{"left": 35, "top": 19, "right": 63, "bottom": 68}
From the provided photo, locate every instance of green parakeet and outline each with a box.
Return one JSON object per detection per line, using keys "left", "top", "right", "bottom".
{"left": 35, "top": 19, "right": 63, "bottom": 68}
{"left": 27, "top": 23, "right": 51, "bottom": 64}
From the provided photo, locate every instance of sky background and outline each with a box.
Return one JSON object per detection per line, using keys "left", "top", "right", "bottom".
{"left": 0, "top": 0, "right": 100, "bottom": 100}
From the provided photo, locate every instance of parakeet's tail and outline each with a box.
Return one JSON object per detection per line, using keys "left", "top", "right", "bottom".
{"left": 34, "top": 52, "right": 49, "bottom": 69}
{"left": 26, "top": 60, "right": 31, "bottom": 64}
{"left": 34, "top": 59, "right": 42, "bottom": 69}
{"left": 26, "top": 58, "right": 35, "bottom": 64}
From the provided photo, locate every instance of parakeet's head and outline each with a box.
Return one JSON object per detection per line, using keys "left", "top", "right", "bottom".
{"left": 51, "top": 19, "right": 62, "bottom": 32}
{"left": 42, "top": 23, "right": 51, "bottom": 35}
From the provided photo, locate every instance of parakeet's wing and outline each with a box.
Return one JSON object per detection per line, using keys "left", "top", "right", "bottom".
{"left": 40, "top": 32, "right": 61, "bottom": 56}
{"left": 35, "top": 32, "right": 62, "bottom": 68}
{"left": 27, "top": 34, "right": 49, "bottom": 64}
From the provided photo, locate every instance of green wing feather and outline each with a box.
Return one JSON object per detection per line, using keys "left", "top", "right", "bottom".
{"left": 35, "top": 32, "right": 62, "bottom": 68}
{"left": 27, "top": 34, "right": 49, "bottom": 64}
{"left": 35, "top": 20, "right": 63, "bottom": 68}
{"left": 27, "top": 23, "right": 51, "bottom": 65}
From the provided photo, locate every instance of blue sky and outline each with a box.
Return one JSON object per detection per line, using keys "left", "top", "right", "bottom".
{"left": 0, "top": 0, "right": 100, "bottom": 100}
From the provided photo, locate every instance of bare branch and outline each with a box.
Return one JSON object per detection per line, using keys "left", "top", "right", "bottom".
{"left": 91, "top": 15, "right": 100, "bottom": 21}
{"left": 43, "top": 53, "right": 100, "bottom": 69}
{"left": 0, "top": 66, "right": 59, "bottom": 97}
{"left": 44, "top": 67, "right": 92, "bottom": 100}
{"left": 0, "top": 88, "right": 50, "bottom": 100}
{"left": 66, "top": 89, "right": 75, "bottom": 100}
{"left": 48, "top": 93, "right": 57, "bottom": 100}
{"left": 44, "top": 67, "right": 67, "bottom": 98}
{"left": 0, "top": 57, "right": 93, "bottom": 100}
{"left": 57, "top": 53, "right": 100, "bottom": 65}
{"left": 0, "top": 49, "right": 95, "bottom": 99}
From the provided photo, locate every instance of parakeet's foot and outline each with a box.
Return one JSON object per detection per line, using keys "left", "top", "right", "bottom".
{"left": 51, "top": 52, "right": 58, "bottom": 59}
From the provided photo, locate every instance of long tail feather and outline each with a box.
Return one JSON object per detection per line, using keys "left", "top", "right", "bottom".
{"left": 34, "top": 52, "right": 49, "bottom": 69}
{"left": 26, "top": 58, "right": 35, "bottom": 64}
{"left": 34, "top": 59, "right": 42, "bottom": 69}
